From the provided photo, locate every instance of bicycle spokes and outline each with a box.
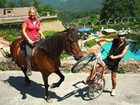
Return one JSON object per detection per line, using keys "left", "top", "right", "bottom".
{"left": 87, "top": 72, "right": 105, "bottom": 100}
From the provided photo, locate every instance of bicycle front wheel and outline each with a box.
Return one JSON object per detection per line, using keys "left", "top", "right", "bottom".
{"left": 87, "top": 72, "right": 105, "bottom": 100}
{"left": 71, "top": 54, "right": 95, "bottom": 73}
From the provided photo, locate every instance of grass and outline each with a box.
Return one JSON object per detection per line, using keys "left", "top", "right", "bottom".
{"left": 84, "top": 38, "right": 96, "bottom": 48}
{"left": 43, "top": 31, "right": 56, "bottom": 37}
{"left": 84, "top": 34, "right": 117, "bottom": 48}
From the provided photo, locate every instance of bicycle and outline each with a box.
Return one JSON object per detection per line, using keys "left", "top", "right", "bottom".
{"left": 71, "top": 42, "right": 108, "bottom": 100}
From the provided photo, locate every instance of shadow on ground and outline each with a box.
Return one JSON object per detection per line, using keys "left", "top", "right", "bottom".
{"left": 2, "top": 77, "right": 111, "bottom": 102}
{"left": 57, "top": 81, "right": 90, "bottom": 101}
{"left": 58, "top": 80, "right": 111, "bottom": 102}
{"left": 3, "top": 76, "right": 61, "bottom": 100}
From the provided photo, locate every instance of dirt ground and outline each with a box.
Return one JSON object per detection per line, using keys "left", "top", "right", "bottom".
{"left": 0, "top": 71, "right": 140, "bottom": 105}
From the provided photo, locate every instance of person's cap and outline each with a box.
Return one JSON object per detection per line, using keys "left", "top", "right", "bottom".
{"left": 117, "top": 30, "right": 127, "bottom": 36}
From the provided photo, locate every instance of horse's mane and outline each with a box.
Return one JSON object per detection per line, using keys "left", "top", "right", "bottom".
{"left": 38, "top": 31, "right": 66, "bottom": 55}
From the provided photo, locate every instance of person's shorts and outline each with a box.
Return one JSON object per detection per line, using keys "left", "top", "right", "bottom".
{"left": 103, "top": 58, "right": 119, "bottom": 72}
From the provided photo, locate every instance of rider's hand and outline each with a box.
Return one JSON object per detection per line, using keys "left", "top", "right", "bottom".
{"left": 109, "top": 55, "right": 116, "bottom": 59}
{"left": 28, "top": 40, "right": 34, "bottom": 46}
{"left": 41, "top": 35, "right": 45, "bottom": 39}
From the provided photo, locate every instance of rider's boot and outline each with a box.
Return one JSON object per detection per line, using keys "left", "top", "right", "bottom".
{"left": 26, "top": 59, "right": 32, "bottom": 76}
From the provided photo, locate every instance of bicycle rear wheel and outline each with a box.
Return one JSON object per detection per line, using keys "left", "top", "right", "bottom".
{"left": 87, "top": 72, "right": 105, "bottom": 100}
{"left": 71, "top": 54, "right": 95, "bottom": 73}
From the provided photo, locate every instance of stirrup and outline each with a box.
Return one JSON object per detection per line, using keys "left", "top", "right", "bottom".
{"left": 26, "top": 68, "right": 32, "bottom": 76}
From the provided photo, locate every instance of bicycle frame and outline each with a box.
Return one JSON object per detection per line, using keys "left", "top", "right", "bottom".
{"left": 89, "top": 49, "right": 106, "bottom": 81}
{"left": 71, "top": 42, "right": 108, "bottom": 100}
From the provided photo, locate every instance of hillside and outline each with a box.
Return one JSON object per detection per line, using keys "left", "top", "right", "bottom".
{"left": 41, "top": 0, "right": 103, "bottom": 11}
{"left": 6, "top": 0, "right": 103, "bottom": 12}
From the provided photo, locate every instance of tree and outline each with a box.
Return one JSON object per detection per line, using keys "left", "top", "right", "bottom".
{"left": 18, "top": 0, "right": 30, "bottom": 7}
{"left": 38, "top": 4, "right": 55, "bottom": 16}
{"left": 0, "top": 0, "right": 6, "bottom": 8}
{"left": 32, "top": 0, "right": 40, "bottom": 10}
{"left": 32, "top": 0, "right": 55, "bottom": 16}
{"left": 130, "top": 0, "right": 140, "bottom": 51}
{"left": 6, "top": 1, "right": 16, "bottom": 8}
{"left": 100, "top": 0, "right": 136, "bottom": 20}
{"left": 135, "top": 0, "right": 140, "bottom": 17}
{"left": 100, "top": 0, "right": 140, "bottom": 51}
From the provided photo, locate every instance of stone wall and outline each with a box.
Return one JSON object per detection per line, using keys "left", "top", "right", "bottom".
{"left": 120, "top": 59, "right": 140, "bottom": 73}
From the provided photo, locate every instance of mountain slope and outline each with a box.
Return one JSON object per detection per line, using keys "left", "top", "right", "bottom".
{"left": 41, "top": 0, "right": 103, "bottom": 11}
{"left": 6, "top": 0, "right": 103, "bottom": 12}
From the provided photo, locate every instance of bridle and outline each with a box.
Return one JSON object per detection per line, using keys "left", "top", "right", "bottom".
{"left": 64, "top": 31, "right": 76, "bottom": 56}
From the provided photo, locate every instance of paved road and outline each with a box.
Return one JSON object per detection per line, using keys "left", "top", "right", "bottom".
{"left": 0, "top": 71, "right": 140, "bottom": 105}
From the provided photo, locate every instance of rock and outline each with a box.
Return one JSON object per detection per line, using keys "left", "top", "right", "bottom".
{"left": 120, "top": 59, "right": 140, "bottom": 73}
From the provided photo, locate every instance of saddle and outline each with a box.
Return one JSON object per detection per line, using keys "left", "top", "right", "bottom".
{"left": 20, "top": 40, "right": 39, "bottom": 66}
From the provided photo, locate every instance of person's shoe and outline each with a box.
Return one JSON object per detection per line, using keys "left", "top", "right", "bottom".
{"left": 111, "top": 89, "right": 116, "bottom": 96}
{"left": 26, "top": 68, "right": 32, "bottom": 76}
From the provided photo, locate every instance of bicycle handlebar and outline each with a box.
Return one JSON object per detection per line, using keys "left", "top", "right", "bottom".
{"left": 96, "top": 41, "right": 109, "bottom": 54}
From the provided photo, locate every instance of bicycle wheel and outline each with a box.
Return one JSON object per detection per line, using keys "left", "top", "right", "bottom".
{"left": 71, "top": 54, "right": 95, "bottom": 73}
{"left": 87, "top": 72, "right": 105, "bottom": 100}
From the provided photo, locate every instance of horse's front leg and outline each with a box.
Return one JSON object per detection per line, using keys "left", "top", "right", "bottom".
{"left": 50, "top": 69, "right": 65, "bottom": 88}
{"left": 42, "top": 73, "right": 52, "bottom": 103}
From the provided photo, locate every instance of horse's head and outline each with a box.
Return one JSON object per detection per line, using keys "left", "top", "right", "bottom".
{"left": 64, "top": 28, "right": 83, "bottom": 61}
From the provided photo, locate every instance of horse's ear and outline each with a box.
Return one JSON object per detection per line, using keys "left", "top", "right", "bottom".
{"left": 69, "top": 27, "right": 75, "bottom": 32}
{"left": 67, "top": 23, "right": 76, "bottom": 30}
{"left": 68, "top": 25, "right": 76, "bottom": 31}
{"left": 68, "top": 26, "right": 76, "bottom": 34}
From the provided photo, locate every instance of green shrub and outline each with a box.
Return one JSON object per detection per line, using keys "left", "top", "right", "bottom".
{"left": 84, "top": 39, "right": 96, "bottom": 48}
{"left": 118, "top": 67, "right": 126, "bottom": 74}
{"left": 99, "top": 34, "right": 117, "bottom": 39}
{"left": 60, "top": 51, "right": 70, "bottom": 59}
{"left": 43, "top": 31, "right": 56, "bottom": 37}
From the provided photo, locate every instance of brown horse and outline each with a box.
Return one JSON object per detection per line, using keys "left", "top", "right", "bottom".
{"left": 5, "top": 28, "right": 83, "bottom": 102}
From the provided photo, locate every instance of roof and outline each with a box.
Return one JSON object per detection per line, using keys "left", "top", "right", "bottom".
{"left": 0, "top": 7, "right": 40, "bottom": 24}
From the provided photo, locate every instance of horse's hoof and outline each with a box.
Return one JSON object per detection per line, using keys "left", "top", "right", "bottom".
{"left": 45, "top": 97, "right": 53, "bottom": 103}
{"left": 50, "top": 83, "right": 56, "bottom": 88}
{"left": 50, "top": 83, "right": 59, "bottom": 88}
{"left": 26, "top": 69, "right": 32, "bottom": 76}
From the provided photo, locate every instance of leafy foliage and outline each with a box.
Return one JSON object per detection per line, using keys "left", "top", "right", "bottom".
{"left": 58, "top": 10, "right": 100, "bottom": 27}
{"left": 84, "top": 34, "right": 117, "bottom": 48}
{"left": 41, "top": 0, "right": 102, "bottom": 12}
{"left": 118, "top": 67, "right": 126, "bottom": 74}
{"left": 0, "top": 0, "right": 6, "bottom": 7}
{"left": 1, "top": 0, "right": 55, "bottom": 16}
{"left": 100, "top": 0, "right": 136, "bottom": 20}
{"left": 43, "top": 31, "right": 56, "bottom": 37}
{"left": 84, "top": 39, "right": 96, "bottom": 48}
{"left": 32, "top": 0, "right": 55, "bottom": 16}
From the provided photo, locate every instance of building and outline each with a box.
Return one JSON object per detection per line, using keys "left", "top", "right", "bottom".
{"left": 0, "top": 7, "right": 58, "bottom": 24}
{"left": 0, "top": 7, "right": 36, "bottom": 24}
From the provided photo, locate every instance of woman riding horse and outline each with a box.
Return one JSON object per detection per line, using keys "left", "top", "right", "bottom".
{"left": 22, "top": 7, "right": 45, "bottom": 76}
{"left": 9, "top": 28, "right": 83, "bottom": 102}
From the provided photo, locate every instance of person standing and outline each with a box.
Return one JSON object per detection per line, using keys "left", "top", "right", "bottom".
{"left": 96, "top": 30, "right": 129, "bottom": 96}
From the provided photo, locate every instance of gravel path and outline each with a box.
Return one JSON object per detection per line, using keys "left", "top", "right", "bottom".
{"left": 0, "top": 71, "right": 140, "bottom": 105}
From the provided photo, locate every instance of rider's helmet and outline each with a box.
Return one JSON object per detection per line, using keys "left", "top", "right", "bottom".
{"left": 117, "top": 30, "right": 128, "bottom": 37}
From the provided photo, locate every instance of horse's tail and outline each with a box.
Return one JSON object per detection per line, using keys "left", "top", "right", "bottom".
{"left": 0, "top": 47, "right": 12, "bottom": 58}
